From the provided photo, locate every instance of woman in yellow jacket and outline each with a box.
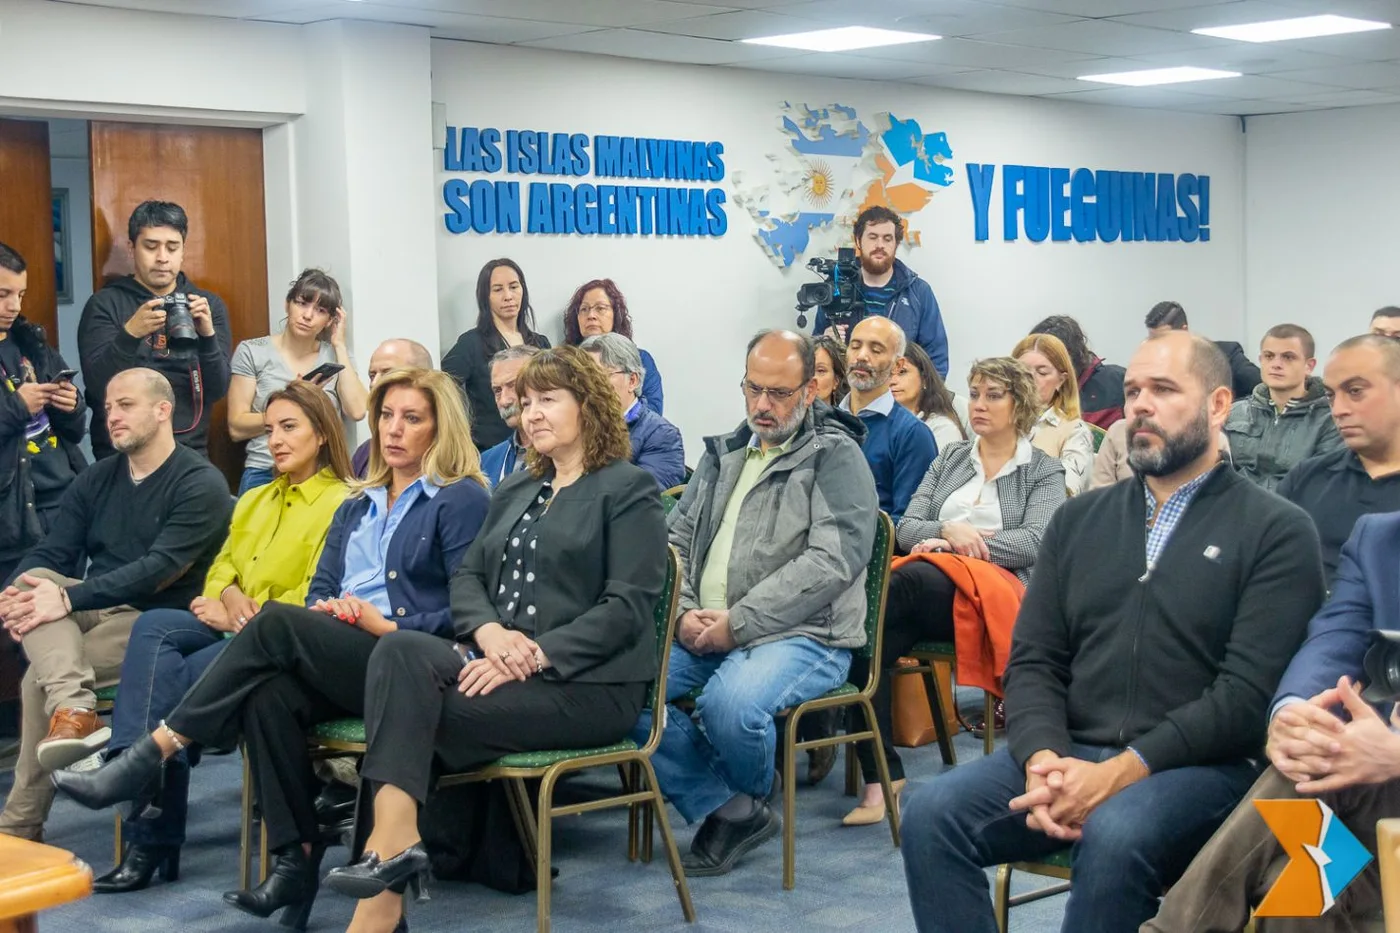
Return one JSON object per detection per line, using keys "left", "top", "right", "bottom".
{"left": 87, "top": 380, "right": 354, "bottom": 894}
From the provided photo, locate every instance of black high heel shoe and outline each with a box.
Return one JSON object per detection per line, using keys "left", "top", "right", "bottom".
{"left": 93, "top": 843, "right": 180, "bottom": 894}
{"left": 51, "top": 734, "right": 165, "bottom": 811}
{"left": 324, "top": 842, "right": 431, "bottom": 901}
{"left": 222, "top": 843, "right": 326, "bottom": 930}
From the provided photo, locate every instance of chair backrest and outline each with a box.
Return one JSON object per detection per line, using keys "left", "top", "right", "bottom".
{"left": 854, "top": 511, "right": 895, "bottom": 662}
{"left": 1089, "top": 423, "right": 1107, "bottom": 453}
{"left": 661, "top": 492, "right": 679, "bottom": 515}
{"left": 638, "top": 546, "right": 682, "bottom": 756}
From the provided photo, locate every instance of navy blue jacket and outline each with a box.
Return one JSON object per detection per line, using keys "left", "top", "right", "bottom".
{"left": 628, "top": 401, "right": 685, "bottom": 489}
{"left": 308, "top": 476, "right": 491, "bottom": 637}
{"left": 1274, "top": 511, "right": 1400, "bottom": 708}
{"left": 814, "top": 258, "right": 948, "bottom": 377}
{"left": 481, "top": 434, "right": 526, "bottom": 489}
{"left": 638, "top": 347, "right": 665, "bottom": 415}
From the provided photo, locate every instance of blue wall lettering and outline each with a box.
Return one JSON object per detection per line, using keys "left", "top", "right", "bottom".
{"left": 443, "top": 125, "right": 728, "bottom": 237}
{"left": 968, "top": 162, "right": 1213, "bottom": 244}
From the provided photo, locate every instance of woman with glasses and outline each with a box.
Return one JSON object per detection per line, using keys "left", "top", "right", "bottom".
{"left": 562, "top": 278, "right": 664, "bottom": 414}
{"left": 844, "top": 357, "right": 1066, "bottom": 826}
{"left": 443, "top": 259, "right": 551, "bottom": 451}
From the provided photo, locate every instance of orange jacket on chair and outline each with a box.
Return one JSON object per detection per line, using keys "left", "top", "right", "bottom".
{"left": 892, "top": 553, "right": 1024, "bottom": 697}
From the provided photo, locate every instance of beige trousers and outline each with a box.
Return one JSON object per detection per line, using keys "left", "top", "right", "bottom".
{"left": 0, "top": 568, "right": 137, "bottom": 839}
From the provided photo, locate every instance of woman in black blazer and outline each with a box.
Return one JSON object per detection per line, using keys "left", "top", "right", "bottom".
{"left": 325, "top": 345, "right": 667, "bottom": 933}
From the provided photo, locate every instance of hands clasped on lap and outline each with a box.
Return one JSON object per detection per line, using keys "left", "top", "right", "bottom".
{"left": 459, "top": 621, "right": 551, "bottom": 697}
{"left": 1267, "top": 675, "right": 1400, "bottom": 795}
{"left": 676, "top": 609, "right": 737, "bottom": 655}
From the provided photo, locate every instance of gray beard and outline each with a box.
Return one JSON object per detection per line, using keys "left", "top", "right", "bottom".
{"left": 748, "top": 399, "right": 809, "bottom": 447}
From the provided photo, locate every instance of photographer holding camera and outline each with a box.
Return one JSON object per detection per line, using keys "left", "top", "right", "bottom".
{"left": 78, "top": 201, "right": 232, "bottom": 461}
{"left": 810, "top": 206, "right": 949, "bottom": 378}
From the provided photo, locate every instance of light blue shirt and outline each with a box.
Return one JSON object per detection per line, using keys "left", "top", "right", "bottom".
{"left": 339, "top": 477, "right": 440, "bottom": 615}
{"left": 839, "top": 388, "right": 896, "bottom": 419}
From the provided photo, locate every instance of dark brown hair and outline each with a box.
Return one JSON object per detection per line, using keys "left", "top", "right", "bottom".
{"left": 813, "top": 335, "right": 849, "bottom": 406}
{"left": 517, "top": 346, "right": 631, "bottom": 477}
{"left": 563, "top": 278, "right": 634, "bottom": 345}
{"left": 900, "top": 342, "right": 964, "bottom": 438}
{"left": 262, "top": 380, "right": 355, "bottom": 482}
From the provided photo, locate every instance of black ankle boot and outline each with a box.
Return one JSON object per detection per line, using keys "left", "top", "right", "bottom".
{"left": 222, "top": 843, "right": 325, "bottom": 930}
{"left": 93, "top": 843, "right": 180, "bottom": 894}
{"left": 51, "top": 735, "right": 164, "bottom": 811}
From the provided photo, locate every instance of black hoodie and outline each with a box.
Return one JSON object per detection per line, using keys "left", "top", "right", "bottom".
{"left": 77, "top": 273, "right": 232, "bottom": 459}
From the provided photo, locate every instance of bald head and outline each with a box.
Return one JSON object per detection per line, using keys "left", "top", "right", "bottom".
{"left": 368, "top": 339, "right": 433, "bottom": 388}
{"left": 1124, "top": 332, "right": 1233, "bottom": 478}
{"left": 111, "top": 367, "right": 175, "bottom": 405}
{"left": 106, "top": 367, "right": 175, "bottom": 454}
{"left": 746, "top": 329, "right": 815, "bottom": 384}
{"left": 847, "top": 316, "right": 906, "bottom": 395}
{"left": 851, "top": 315, "right": 907, "bottom": 359}
{"left": 1140, "top": 331, "right": 1230, "bottom": 395}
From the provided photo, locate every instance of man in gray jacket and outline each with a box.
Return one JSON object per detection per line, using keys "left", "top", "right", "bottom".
{"left": 636, "top": 329, "right": 878, "bottom": 877}
{"left": 1224, "top": 323, "right": 1342, "bottom": 490}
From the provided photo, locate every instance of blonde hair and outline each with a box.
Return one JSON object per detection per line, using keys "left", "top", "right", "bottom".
{"left": 1012, "top": 333, "right": 1082, "bottom": 420}
{"left": 356, "top": 368, "right": 487, "bottom": 494}
{"left": 967, "top": 357, "right": 1042, "bottom": 438}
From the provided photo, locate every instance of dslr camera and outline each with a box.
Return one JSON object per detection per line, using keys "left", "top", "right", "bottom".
{"left": 796, "top": 247, "right": 865, "bottom": 335}
{"left": 161, "top": 293, "right": 199, "bottom": 354}
{"left": 1361, "top": 629, "right": 1400, "bottom": 703}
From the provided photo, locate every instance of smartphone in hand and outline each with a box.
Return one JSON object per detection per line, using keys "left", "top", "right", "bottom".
{"left": 301, "top": 362, "right": 345, "bottom": 383}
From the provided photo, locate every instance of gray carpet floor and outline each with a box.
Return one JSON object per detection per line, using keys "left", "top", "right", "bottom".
{"left": 3, "top": 704, "right": 1071, "bottom": 932}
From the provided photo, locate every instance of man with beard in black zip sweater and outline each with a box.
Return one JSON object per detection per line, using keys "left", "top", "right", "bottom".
{"left": 78, "top": 200, "right": 231, "bottom": 460}
{"left": 899, "top": 332, "right": 1325, "bottom": 933}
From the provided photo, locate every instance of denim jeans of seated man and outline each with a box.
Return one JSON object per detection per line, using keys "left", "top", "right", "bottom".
{"left": 632, "top": 635, "right": 851, "bottom": 824}
{"left": 900, "top": 743, "right": 1261, "bottom": 933}
{"left": 110, "top": 608, "right": 229, "bottom": 847}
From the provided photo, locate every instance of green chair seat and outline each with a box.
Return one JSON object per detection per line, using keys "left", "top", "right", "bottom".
{"left": 311, "top": 718, "right": 367, "bottom": 744}
{"left": 814, "top": 683, "right": 858, "bottom": 700}
{"left": 94, "top": 685, "right": 119, "bottom": 703}
{"left": 910, "top": 640, "right": 954, "bottom": 656}
{"left": 491, "top": 739, "right": 638, "bottom": 770}
{"left": 1033, "top": 848, "right": 1072, "bottom": 870}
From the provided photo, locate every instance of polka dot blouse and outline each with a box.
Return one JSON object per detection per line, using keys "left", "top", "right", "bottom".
{"left": 496, "top": 482, "right": 553, "bottom": 634}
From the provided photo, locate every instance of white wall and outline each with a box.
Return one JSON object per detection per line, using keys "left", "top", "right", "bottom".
{"left": 433, "top": 40, "right": 1246, "bottom": 456}
{"left": 1244, "top": 104, "right": 1399, "bottom": 362}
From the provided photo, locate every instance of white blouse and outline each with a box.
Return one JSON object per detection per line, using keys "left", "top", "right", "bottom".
{"left": 937, "top": 436, "right": 1036, "bottom": 534}
{"left": 920, "top": 412, "right": 966, "bottom": 454}
{"left": 1030, "top": 408, "right": 1094, "bottom": 495}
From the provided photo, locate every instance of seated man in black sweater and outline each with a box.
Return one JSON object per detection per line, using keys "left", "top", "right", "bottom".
{"left": 0, "top": 368, "right": 231, "bottom": 841}
{"left": 899, "top": 332, "right": 1326, "bottom": 933}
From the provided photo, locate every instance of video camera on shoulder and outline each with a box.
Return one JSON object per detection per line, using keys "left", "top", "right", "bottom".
{"left": 161, "top": 293, "right": 199, "bottom": 355}
{"left": 1361, "top": 630, "right": 1400, "bottom": 703}
{"left": 796, "top": 246, "right": 865, "bottom": 337}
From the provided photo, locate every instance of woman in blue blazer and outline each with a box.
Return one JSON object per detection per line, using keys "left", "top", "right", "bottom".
{"left": 54, "top": 367, "right": 491, "bottom": 929}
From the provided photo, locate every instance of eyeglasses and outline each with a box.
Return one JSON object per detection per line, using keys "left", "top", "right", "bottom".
{"left": 740, "top": 380, "right": 803, "bottom": 402}
{"left": 579, "top": 304, "right": 612, "bottom": 316}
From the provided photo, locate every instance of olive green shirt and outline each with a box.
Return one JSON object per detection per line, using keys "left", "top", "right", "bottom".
{"left": 697, "top": 433, "right": 795, "bottom": 609}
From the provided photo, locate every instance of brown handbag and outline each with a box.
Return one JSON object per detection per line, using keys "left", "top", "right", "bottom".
{"left": 891, "top": 657, "right": 961, "bottom": 748}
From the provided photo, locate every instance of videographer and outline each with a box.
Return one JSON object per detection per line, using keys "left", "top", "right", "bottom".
{"left": 1145, "top": 511, "right": 1400, "bottom": 932}
{"left": 78, "top": 201, "right": 232, "bottom": 461}
{"left": 812, "top": 206, "right": 948, "bottom": 378}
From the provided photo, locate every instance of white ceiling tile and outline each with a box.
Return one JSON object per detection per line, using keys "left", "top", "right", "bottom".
{"left": 851, "top": 37, "right": 1110, "bottom": 70}
{"left": 1268, "top": 61, "right": 1400, "bottom": 86}
{"left": 425, "top": 19, "right": 602, "bottom": 43}
{"left": 1041, "top": 85, "right": 1224, "bottom": 108}
{"left": 1273, "top": 87, "right": 1400, "bottom": 103}
{"left": 519, "top": 28, "right": 804, "bottom": 65}
{"left": 1125, "top": 44, "right": 1360, "bottom": 73}
{"left": 634, "top": 9, "right": 827, "bottom": 40}
{"left": 1266, "top": 0, "right": 1400, "bottom": 21}
{"left": 340, "top": 0, "right": 745, "bottom": 29}
{"left": 1280, "top": 29, "right": 1400, "bottom": 61}
{"left": 969, "top": 20, "right": 1233, "bottom": 56}
{"left": 1011, "top": 55, "right": 1170, "bottom": 78}
{"left": 983, "top": 0, "right": 1245, "bottom": 16}
{"left": 1168, "top": 98, "right": 1319, "bottom": 114}
{"left": 62, "top": 0, "right": 309, "bottom": 13}
{"left": 760, "top": 0, "right": 1083, "bottom": 35}
{"left": 907, "top": 70, "right": 1098, "bottom": 95}
{"left": 1136, "top": 73, "right": 1335, "bottom": 97}
{"left": 737, "top": 52, "right": 971, "bottom": 80}
{"left": 1112, "top": 1, "right": 1313, "bottom": 31}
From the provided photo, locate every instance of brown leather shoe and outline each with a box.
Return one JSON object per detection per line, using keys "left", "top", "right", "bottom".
{"left": 36, "top": 708, "right": 110, "bottom": 772}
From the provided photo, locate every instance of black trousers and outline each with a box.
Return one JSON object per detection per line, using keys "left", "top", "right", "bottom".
{"left": 360, "top": 630, "right": 647, "bottom": 806}
{"left": 168, "top": 603, "right": 378, "bottom": 851}
{"left": 849, "top": 560, "right": 955, "bottom": 783}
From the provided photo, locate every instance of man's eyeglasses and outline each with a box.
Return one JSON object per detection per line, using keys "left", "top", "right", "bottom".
{"left": 740, "top": 380, "right": 802, "bottom": 402}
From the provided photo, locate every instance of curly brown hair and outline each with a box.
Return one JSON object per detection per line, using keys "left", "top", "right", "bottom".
{"left": 967, "top": 357, "right": 1042, "bottom": 438}
{"left": 563, "top": 278, "right": 633, "bottom": 345}
{"left": 517, "top": 345, "right": 632, "bottom": 477}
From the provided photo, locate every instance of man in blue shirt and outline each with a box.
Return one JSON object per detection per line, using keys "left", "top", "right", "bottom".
{"left": 840, "top": 316, "right": 935, "bottom": 522}
{"left": 479, "top": 346, "right": 539, "bottom": 488}
{"left": 814, "top": 206, "right": 948, "bottom": 377}
{"left": 581, "top": 332, "right": 685, "bottom": 489}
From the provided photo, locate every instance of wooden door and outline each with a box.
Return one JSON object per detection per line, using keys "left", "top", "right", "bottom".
{"left": 89, "top": 121, "right": 268, "bottom": 489}
{"left": 0, "top": 119, "right": 56, "bottom": 343}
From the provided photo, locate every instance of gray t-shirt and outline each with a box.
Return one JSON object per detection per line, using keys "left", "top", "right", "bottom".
{"left": 231, "top": 335, "right": 341, "bottom": 470}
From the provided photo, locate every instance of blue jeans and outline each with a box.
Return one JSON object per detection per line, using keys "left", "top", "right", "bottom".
{"left": 901, "top": 744, "right": 1260, "bottom": 933}
{"left": 634, "top": 636, "right": 850, "bottom": 824}
{"left": 110, "top": 609, "right": 228, "bottom": 847}
{"left": 238, "top": 467, "right": 275, "bottom": 496}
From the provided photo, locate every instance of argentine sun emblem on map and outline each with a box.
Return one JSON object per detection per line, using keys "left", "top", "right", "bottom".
{"left": 733, "top": 103, "right": 955, "bottom": 268}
